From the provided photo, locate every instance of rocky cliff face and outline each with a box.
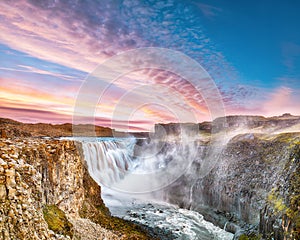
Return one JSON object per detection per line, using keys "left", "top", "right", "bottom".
{"left": 160, "top": 132, "right": 300, "bottom": 239}
{"left": 259, "top": 141, "right": 300, "bottom": 240}
{"left": 0, "top": 138, "right": 154, "bottom": 240}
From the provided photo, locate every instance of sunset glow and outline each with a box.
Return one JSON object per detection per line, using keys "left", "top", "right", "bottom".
{"left": 1, "top": 1, "right": 299, "bottom": 131}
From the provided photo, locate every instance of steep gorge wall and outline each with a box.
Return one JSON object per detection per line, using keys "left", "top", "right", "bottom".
{"left": 161, "top": 133, "right": 300, "bottom": 239}
{"left": 0, "top": 138, "right": 153, "bottom": 240}
{"left": 259, "top": 142, "right": 300, "bottom": 240}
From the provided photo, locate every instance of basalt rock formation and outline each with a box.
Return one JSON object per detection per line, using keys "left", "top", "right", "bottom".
{"left": 0, "top": 138, "right": 155, "bottom": 240}
{"left": 155, "top": 115, "right": 300, "bottom": 240}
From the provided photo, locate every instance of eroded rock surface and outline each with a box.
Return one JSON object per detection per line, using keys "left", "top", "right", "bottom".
{"left": 161, "top": 132, "right": 300, "bottom": 239}
{"left": 0, "top": 138, "right": 154, "bottom": 240}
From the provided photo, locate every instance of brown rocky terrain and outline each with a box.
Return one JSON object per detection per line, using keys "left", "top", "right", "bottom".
{"left": 1, "top": 115, "right": 300, "bottom": 240}
{"left": 0, "top": 118, "right": 114, "bottom": 138}
{"left": 0, "top": 117, "right": 150, "bottom": 139}
{"left": 154, "top": 117, "right": 300, "bottom": 239}
{"left": 0, "top": 138, "right": 156, "bottom": 240}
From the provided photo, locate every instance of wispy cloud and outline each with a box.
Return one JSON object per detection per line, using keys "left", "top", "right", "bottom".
{"left": 194, "top": 2, "right": 222, "bottom": 19}
{"left": 0, "top": 0, "right": 243, "bottom": 129}
{"left": 225, "top": 86, "right": 300, "bottom": 117}
{"left": 0, "top": 65, "right": 81, "bottom": 82}
{"left": 262, "top": 87, "right": 300, "bottom": 116}
{"left": 278, "top": 42, "right": 300, "bottom": 89}
{"left": 282, "top": 42, "right": 300, "bottom": 71}
{"left": 0, "top": 0, "right": 147, "bottom": 71}
{"left": 0, "top": 0, "right": 233, "bottom": 77}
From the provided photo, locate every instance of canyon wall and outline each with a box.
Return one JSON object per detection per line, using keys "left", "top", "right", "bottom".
{"left": 160, "top": 132, "right": 300, "bottom": 239}
{"left": 0, "top": 138, "right": 154, "bottom": 240}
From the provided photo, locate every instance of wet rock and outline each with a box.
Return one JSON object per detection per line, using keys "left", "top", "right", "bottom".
{"left": 162, "top": 132, "right": 300, "bottom": 238}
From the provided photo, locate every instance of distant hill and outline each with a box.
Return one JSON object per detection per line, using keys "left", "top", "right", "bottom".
{"left": 1, "top": 113, "right": 300, "bottom": 138}
{"left": 0, "top": 118, "right": 114, "bottom": 138}
{"left": 154, "top": 113, "right": 300, "bottom": 136}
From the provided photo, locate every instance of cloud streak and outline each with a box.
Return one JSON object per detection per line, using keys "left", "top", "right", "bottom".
{"left": 194, "top": 2, "right": 222, "bottom": 19}
{"left": 0, "top": 0, "right": 235, "bottom": 130}
{"left": 1, "top": 0, "right": 298, "bottom": 130}
{"left": 0, "top": 0, "right": 234, "bottom": 76}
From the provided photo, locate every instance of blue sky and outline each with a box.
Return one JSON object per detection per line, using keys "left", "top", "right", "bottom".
{"left": 0, "top": 0, "right": 299, "bottom": 130}
{"left": 198, "top": 0, "right": 300, "bottom": 88}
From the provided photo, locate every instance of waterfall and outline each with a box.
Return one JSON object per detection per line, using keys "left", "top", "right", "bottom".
{"left": 81, "top": 138, "right": 137, "bottom": 187}
{"left": 81, "top": 136, "right": 201, "bottom": 194}
{"left": 79, "top": 137, "right": 234, "bottom": 239}
{"left": 224, "top": 221, "right": 228, "bottom": 231}
{"left": 189, "top": 180, "right": 198, "bottom": 208}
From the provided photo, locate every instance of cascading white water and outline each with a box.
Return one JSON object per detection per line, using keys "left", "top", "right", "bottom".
{"left": 82, "top": 135, "right": 200, "bottom": 193}
{"left": 81, "top": 137, "right": 137, "bottom": 187}
{"left": 80, "top": 137, "right": 233, "bottom": 240}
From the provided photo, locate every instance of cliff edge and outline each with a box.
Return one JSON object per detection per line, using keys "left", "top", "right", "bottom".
{"left": 0, "top": 138, "right": 155, "bottom": 240}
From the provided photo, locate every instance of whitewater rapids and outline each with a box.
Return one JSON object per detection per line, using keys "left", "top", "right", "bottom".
{"left": 80, "top": 137, "right": 233, "bottom": 240}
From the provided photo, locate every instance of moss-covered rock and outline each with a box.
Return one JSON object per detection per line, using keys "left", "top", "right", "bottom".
{"left": 79, "top": 165, "right": 155, "bottom": 240}
{"left": 260, "top": 142, "right": 300, "bottom": 239}
{"left": 238, "top": 233, "right": 262, "bottom": 240}
{"left": 43, "top": 204, "right": 73, "bottom": 237}
{"left": 285, "top": 144, "right": 300, "bottom": 239}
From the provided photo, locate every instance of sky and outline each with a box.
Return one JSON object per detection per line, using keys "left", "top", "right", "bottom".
{"left": 0, "top": 0, "right": 299, "bottom": 131}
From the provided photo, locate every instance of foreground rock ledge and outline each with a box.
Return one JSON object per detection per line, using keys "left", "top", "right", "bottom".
{"left": 0, "top": 138, "right": 155, "bottom": 240}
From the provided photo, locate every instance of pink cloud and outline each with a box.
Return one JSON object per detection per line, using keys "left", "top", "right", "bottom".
{"left": 0, "top": 0, "right": 266, "bottom": 130}
{"left": 0, "top": 0, "right": 147, "bottom": 72}
{"left": 225, "top": 86, "right": 300, "bottom": 117}
{"left": 262, "top": 87, "right": 300, "bottom": 116}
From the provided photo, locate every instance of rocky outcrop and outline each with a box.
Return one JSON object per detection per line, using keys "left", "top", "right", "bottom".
{"left": 259, "top": 142, "right": 300, "bottom": 239}
{"left": 0, "top": 138, "right": 154, "bottom": 239}
{"left": 160, "top": 132, "right": 300, "bottom": 239}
